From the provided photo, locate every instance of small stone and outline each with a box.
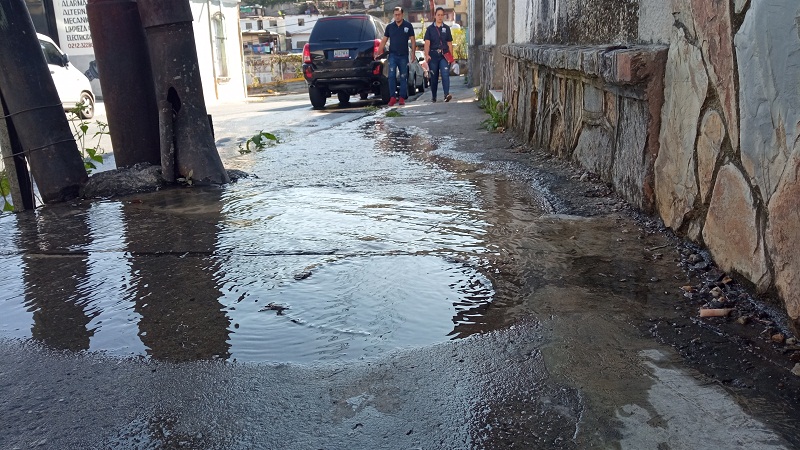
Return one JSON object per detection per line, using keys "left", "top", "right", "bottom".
{"left": 772, "top": 333, "right": 786, "bottom": 344}
{"left": 688, "top": 253, "right": 703, "bottom": 264}
{"left": 294, "top": 271, "right": 312, "bottom": 280}
{"left": 681, "top": 285, "right": 695, "bottom": 292}
{"left": 580, "top": 172, "right": 589, "bottom": 182}
{"left": 792, "top": 363, "right": 800, "bottom": 376}
{"left": 711, "top": 286, "right": 723, "bottom": 297}
{"left": 736, "top": 316, "right": 750, "bottom": 325}
{"left": 787, "top": 337, "right": 797, "bottom": 346}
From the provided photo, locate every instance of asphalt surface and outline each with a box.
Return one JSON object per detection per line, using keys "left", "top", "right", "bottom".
{"left": 1, "top": 79, "right": 799, "bottom": 449}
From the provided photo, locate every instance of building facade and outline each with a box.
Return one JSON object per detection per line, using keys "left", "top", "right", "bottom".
{"left": 24, "top": 0, "right": 246, "bottom": 103}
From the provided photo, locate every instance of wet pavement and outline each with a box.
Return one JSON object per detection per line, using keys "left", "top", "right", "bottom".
{"left": 1, "top": 83, "right": 799, "bottom": 449}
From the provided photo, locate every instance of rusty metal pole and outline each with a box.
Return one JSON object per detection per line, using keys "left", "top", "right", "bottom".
{"left": 0, "top": 0, "right": 88, "bottom": 203}
{"left": 137, "top": 0, "right": 229, "bottom": 185}
{"left": 86, "top": 0, "right": 161, "bottom": 168}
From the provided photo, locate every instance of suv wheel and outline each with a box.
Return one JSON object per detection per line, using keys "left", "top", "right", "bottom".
{"left": 359, "top": 92, "right": 369, "bottom": 100}
{"left": 309, "top": 86, "right": 326, "bottom": 110}
{"left": 337, "top": 92, "right": 351, "bottom": 104}
{"left": 380, "top": 77, "right": 391, "bottom": 104}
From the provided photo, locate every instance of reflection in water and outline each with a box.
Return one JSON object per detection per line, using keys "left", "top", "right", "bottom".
{"left": 122, "top": 189, "right": 231, "bottom": 362}
{"left": 16, "top": 206, "right": 96, "bottom": 351}
{"left": 0, "top": 114, "right": 533, "bottom": 363}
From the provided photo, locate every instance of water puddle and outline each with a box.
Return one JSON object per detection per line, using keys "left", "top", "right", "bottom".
{"left": 0, "top": 111, "right": 689, "bottom": 367}
{"left": 0, "top": 114, "right": 512, "bottom": 363}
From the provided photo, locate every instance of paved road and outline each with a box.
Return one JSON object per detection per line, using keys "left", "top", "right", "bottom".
{"left": 1, "top": 81, "right": 798, "bottom": 449}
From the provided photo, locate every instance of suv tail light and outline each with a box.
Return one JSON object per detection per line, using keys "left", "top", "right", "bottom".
{"left": 302, "top": 43, "right": 311, "bottom": 64}
{"left": 373, "top": 39, "right": 381, "bottom": 58}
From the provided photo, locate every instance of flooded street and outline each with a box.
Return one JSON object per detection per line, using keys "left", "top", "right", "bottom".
{"left": 1, "top": 88, "right": 798, "bottom": 448}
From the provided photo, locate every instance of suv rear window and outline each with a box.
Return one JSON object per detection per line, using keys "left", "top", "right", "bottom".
{"left": 310, "top": 17, "right": 372, "bottom": 43}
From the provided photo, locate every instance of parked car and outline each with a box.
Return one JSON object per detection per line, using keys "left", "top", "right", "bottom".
{"left": 406, "top": 47, "right": 425, "bottom": 95}
{"left": 415, "top": 50, "right": 430, "bottom": 88}
{"left": 302, "top": 14, "right": 389, "bottom": 109}
{"left": 37, "top": 33, "right": 95, "bottom": 119}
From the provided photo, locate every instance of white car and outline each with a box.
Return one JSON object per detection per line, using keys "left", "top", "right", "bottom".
{"left": 37, "top": 33, "right": 95, "bottom": 119}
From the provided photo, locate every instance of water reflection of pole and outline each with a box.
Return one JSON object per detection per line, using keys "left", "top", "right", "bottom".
{"left": 122, "top": 189, "right": 230, "bottom": 362}
{"left": 17, "top": 206, "right": 95, "bottom": 351}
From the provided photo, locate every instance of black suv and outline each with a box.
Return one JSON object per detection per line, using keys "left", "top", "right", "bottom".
{"left": 302, "top": 14, "right": 390, "bottom": 109}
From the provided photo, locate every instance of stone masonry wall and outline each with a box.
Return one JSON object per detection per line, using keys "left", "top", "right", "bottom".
{"left": 480, "top": 0, "right": 800, "bottom": 329}
{"left": 655, "top": 0, "right": 800, "bottom": 327}
{"left": 498, "top": 44, "right": 667, "bottom": 213}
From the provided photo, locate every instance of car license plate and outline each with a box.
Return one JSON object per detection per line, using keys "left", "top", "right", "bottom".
{"left": 333, "top": 49, "right": 349, "bottom": 59}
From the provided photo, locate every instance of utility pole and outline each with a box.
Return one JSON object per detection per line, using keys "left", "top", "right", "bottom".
{"left": 137, "top": 0, "right": 230, "bottom": 185}
{"left": 0, "top": 0, "right": 88, "bottom": 204}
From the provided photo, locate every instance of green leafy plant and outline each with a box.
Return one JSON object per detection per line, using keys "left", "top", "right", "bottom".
{"left": 451, "top": 28, "right": 468, "bottom": 60}
{"left": 0, "top": 169, "right": 12, "bottom": 212}
{"left": 238, "top": 130, "right": 280, "bottom": 154}
{"left": 177, "top": 169, "right": 194, "bottom": 186}
{"left": 478, "top": 92, "right": 508, "bottom": 132}
{"left": 67, "top": 103, "right": 108, "bottom": 173}
{"left": 385, "top": 110, "right": 403, "bottom": 117}
{"left": 365, "top": 105, "right": 380, "bottom": 113}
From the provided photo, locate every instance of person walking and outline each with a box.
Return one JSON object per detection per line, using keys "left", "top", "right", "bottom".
{"left": 376, "top": 7, "right": 416, "bottom": 106}
{"left": 424, "top": 7, "right": 454, "bottom": 103}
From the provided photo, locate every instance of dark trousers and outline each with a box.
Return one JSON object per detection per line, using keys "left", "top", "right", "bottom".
{"left": 429, "top": 53, "right": 450, "bottom": 100}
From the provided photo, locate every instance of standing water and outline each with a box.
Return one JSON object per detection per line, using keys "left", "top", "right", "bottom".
{"left": 0, "top": 116, "right": 511, "bottom": 363}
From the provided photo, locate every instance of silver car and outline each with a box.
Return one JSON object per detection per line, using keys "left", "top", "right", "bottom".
{"left": 415, "top": 50, "right": 430, "bottom": 88}
{"left": 406, "top": 49, "right": 425, "bottom": 94}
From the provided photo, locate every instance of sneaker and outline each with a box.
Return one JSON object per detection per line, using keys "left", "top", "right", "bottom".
{"left": 444, "top": 94, "right": 452, "bottom": 102}
{"left": 431, "top": 98, "right": 437, "bottom": 103}
{"left": 398, "top": 97, "right": 405, "bottom": 106}
{"left": 387, "top": 97, "right": 397, "bottom": 107}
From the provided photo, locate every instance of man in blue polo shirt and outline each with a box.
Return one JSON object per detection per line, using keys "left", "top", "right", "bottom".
{"left": 376, "top": 7, "right": 416, "bottom": 106}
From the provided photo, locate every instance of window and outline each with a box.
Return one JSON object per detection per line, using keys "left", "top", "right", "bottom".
{"left": 39, "top": 40, "right": 63, "bottom": 65}
{"left": 212, "top": 13, "right": 228, "bottom": 78}
{"left": 245, "top": 22, "right": 252, "bottom": 30}
{"left": 257, "top": 20, "right": 263, "bottom": 30}
{"left": 269, "top": 19, "right": 278, "bottom": 27}
{"left": 298, "top": 18, "right": 304, "bottom": 26}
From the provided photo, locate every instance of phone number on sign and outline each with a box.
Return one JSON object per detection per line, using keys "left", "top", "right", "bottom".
{"left": 67, "top": 42, "right": 93, "bottom": 49}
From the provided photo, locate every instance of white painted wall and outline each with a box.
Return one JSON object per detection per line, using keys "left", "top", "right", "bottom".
{"left": 486, "top": 0, "right": 672, "bottom": 46}
{"left": 485, "top": 0, "right": 497, "bottom": 45}
{"left": 512, "top": 0, "right": 532, "bottom": 43}
{"left": 638, "top": 0, "right": 672, "bottom": 44}
{"left": 191, "top": 0, "right": 247, "bottom": 103}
